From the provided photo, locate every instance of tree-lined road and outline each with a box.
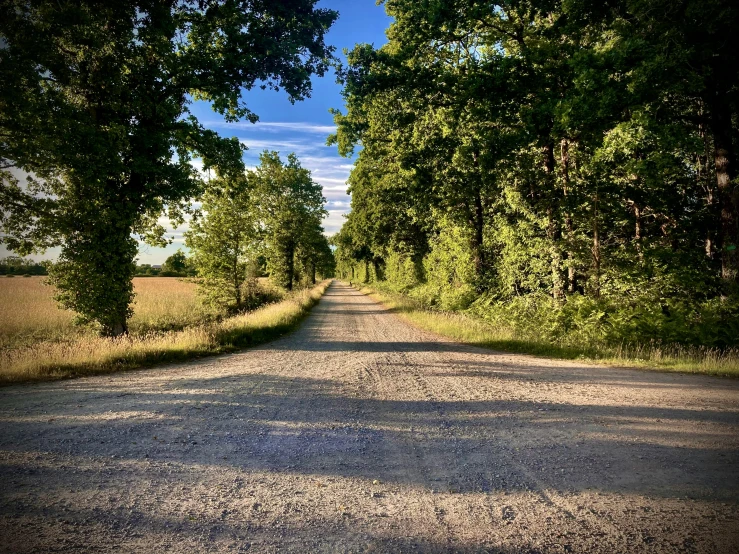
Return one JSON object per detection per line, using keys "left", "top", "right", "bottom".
{"left": 1, "top": 281, "right": 738, "bottom": 553}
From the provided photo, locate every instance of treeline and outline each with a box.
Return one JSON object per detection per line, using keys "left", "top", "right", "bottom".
{"left": 0, "top": 256, "right": 49, "bottom": 276}
{"left": 0, "top": 1, "right": 337, "bottom": 336}
{"left": 135, "top": 251, "right": 197, "bottom": 277}
{"left": 331, "top": 0, "right": 739, "bottom": 348}
{"left": 185, "top": 151, "right": 334, "bottom": 313}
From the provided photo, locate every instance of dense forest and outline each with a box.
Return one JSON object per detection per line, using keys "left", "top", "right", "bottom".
{"left": 331, "top": 0, "right": 739, "bottom": 349}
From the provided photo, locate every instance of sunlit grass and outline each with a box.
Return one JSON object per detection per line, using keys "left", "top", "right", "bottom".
{"left": 355, "top": 282, "right": 739, "bottom": 378}
{"left": 0, "top": 276, "right": 212, "bottom": 349}
{"left": 0, "top": 278, "right": 329, "bottom": 384}
{"left": 0, "top": 276, "right": 76, "bottom": 347}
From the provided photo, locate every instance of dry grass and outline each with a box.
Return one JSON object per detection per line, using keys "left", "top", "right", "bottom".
{"left": 0, "top": 278, "right": 329, "bottom": 384}
{"left": 0, "top": 276, "right": 75, "bottom": 346}
{"left": 0, "top": 276, "right": 210, "bottom": 349}
{"left": 355, "top": 282, "right": 739, "bottom": 378}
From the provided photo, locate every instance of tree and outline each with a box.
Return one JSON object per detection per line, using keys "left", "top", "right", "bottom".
{"left": 296, "top": 226, "right": 334, "bottom": 284}
{"left": 330, "top": 0, "right": 739, "bottom": 348}
{"left": 185, "top": 174, "right": 256, "bottom": 312}
{"left": 249, "top": 151, "right": 327, "bottom": 291}
{"left": 0, "top": 0, "right": 337, "bottom": 335}
{"left": 161, "top": 250, "right": 191, "bottom": 276}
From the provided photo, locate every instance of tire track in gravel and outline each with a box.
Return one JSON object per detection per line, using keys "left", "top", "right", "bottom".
{"left": 1, "top": 280, "right": 739, "bottom": 553}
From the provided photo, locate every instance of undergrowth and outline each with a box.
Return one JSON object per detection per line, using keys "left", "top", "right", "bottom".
{"left": 354, "top": 281, "right": 739, "bottom": 378}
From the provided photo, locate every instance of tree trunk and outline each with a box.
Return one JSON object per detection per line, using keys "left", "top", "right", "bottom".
{"left": 311, "top": 261, "right": 316, "bottom": 284}
{"left": 592, "top": 191, "right": 601, "bottom": 298}
{"left": 468, "top": 188, "right": 486, "bottom": 289}
{"left": 710, "top": 93, "right": 738, "bottom": 282}
{"left": 109, "top": 320, "right": 128, "bottom": 337}
{"left": 234, "top": 250, "right": 241, "bottom": 308}
{"left": 286, "top": 243, "right": 295, "bottom": 291}
{"left": 469, "top": 151, "right": 487, "bottom": 288}
{"left": 561, "top": 139, "right": 577, "bottom": 294}
{"left": 698, "top": 110, "right": 716, "bottom": 260}
{"left": 633, "top": 203, "right": 644, "bottom": 264}
{"left": 544, "top": 141, "right": 564, "bottom": 300}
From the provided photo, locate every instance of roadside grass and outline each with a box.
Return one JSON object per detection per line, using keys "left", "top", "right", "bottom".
{"left": 353, "top": 282, "right": 739, "bottom": 378}
{"left": 0, "top": 280, "right": 330, "bottom": 384}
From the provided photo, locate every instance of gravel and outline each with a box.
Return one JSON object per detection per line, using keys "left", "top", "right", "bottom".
{"left": 1, "top": 281, "right": 738, "bottom": 553}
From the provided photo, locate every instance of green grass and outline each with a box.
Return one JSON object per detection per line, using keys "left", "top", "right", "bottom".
{"left": 353, "top": 282, "right": 739, "bottom": 378}
{"left": 0, "top": 280, "right": 330, "bottom": 385}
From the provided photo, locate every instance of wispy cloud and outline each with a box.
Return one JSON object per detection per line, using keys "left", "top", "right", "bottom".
{"left": 209, "top": 120, "right": 336, "bottom": 135}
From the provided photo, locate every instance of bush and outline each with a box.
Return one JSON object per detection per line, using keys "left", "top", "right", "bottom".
{"left": 468, "top": 292, "right": 739, "bottom": 350}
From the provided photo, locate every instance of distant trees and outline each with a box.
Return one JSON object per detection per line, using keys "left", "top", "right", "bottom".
{"left": 0, "top": 0, "right": 337, "bottom": 335}
{"left": 161, "top": 251, "right": 191, "bottom": 276}
{"left": 249, "top": 152, "right": 328, "bottom": 291}
{"left": 0, "top": 257, "right": 49, "bottom": 276}
{"left": 186, "top": 173, "right": 257, "bottom": 311}
{"left": 186, "top": 151, "right": 333, "bottom": 312}
{"left": 331, "top": 0, "right": 739, "bottom": 347}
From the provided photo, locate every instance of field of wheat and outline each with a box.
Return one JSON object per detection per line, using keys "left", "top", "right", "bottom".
{"left": 0, "top": 276, "right": 209, "bottom": 349}
{"left": 0, "top": 276, "right": 329, "bottom": 383}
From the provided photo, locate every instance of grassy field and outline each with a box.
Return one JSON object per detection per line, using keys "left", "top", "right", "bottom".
{"left": 0, "top": 277, "right": 210, "bottom": 349}
{"left": 0, "top": 276, "right": 329, "bottom": 384}
{"left": 354, "top": 282, "right": 739, "bottom": 378}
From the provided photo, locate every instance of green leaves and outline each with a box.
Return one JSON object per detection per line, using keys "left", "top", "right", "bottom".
{"left": 332, "top": 0, "right": 739, "bottom": 349}
{"left": 248, "top": 151, "right": 328, "bottom": 291}
{"left": 0, "top": 0, "right": 337, "bottom": 335}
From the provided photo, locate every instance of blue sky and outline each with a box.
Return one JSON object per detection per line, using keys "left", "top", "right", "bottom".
{"left": 138, "top": 0, "right": 393, "bottom": 265}
{"left": 2, "top": 1, "right": 392, "bottom": 264}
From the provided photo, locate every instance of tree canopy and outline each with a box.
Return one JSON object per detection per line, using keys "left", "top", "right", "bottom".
{"left": 331, "top": 0, "right": 739, "bottom": 347}
{"left": 0, "top": 0, "right": 337, "bottom": 335}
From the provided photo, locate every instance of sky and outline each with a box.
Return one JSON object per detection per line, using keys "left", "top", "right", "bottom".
{"left": 1, "top": 0, "right": 392, "bottom": 265}
{"left": 137, "top": 0, "right": 393, "bottom": 265}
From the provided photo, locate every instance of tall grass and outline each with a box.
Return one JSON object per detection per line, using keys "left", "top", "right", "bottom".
{"left": 0, "top": 279, "right": 329, "bottom": 384}
{"left": 355, "top": 282, "right": 739, "bottom": 377}
{"left": 0, "top": 276, "right": 212, "bottom": 349}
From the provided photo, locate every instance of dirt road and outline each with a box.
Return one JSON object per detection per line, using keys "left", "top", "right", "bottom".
{"left": 1, "top": 281, "right": 738, "bottom": 553}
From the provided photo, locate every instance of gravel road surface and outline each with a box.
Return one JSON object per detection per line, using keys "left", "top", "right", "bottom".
{"left": 1, "top": 281, "right": 738, "bottom": 553}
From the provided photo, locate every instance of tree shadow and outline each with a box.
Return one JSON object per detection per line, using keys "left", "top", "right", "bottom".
{"left": 2, "top": 372, "right": 737, "bottom": 502}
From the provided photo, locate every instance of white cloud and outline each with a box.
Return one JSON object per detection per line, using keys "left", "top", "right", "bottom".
{"left": 315, "top": 177, "right": 348, "bottom": 186}
{"left": 208, "top": 120, "right": 336, "bottom": 135}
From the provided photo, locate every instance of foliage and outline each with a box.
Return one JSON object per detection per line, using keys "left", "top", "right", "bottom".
{"left": 248, "top": 151, "right": 329, "bottom": 290}
{"left": 185, "top": 174, "right": 258, "bottom": 313}
{"left": 0, "top": 257, "right": 48, "bottom": 276}
{"left": 160, "top": 250, "right": 196, "bottom": 277}
{"left": 0, "top": 0, "right": 337, "bottom": 335}
{"left": 186, "top": 152, "right": 333, "bottom": 311}
{"left": 332, "top": 0, "right": 739, "bottom": 352}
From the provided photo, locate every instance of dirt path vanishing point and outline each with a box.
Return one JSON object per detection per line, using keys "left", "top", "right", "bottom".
{"left": 1, "top": 281, "right": 738, "bottom": 553}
